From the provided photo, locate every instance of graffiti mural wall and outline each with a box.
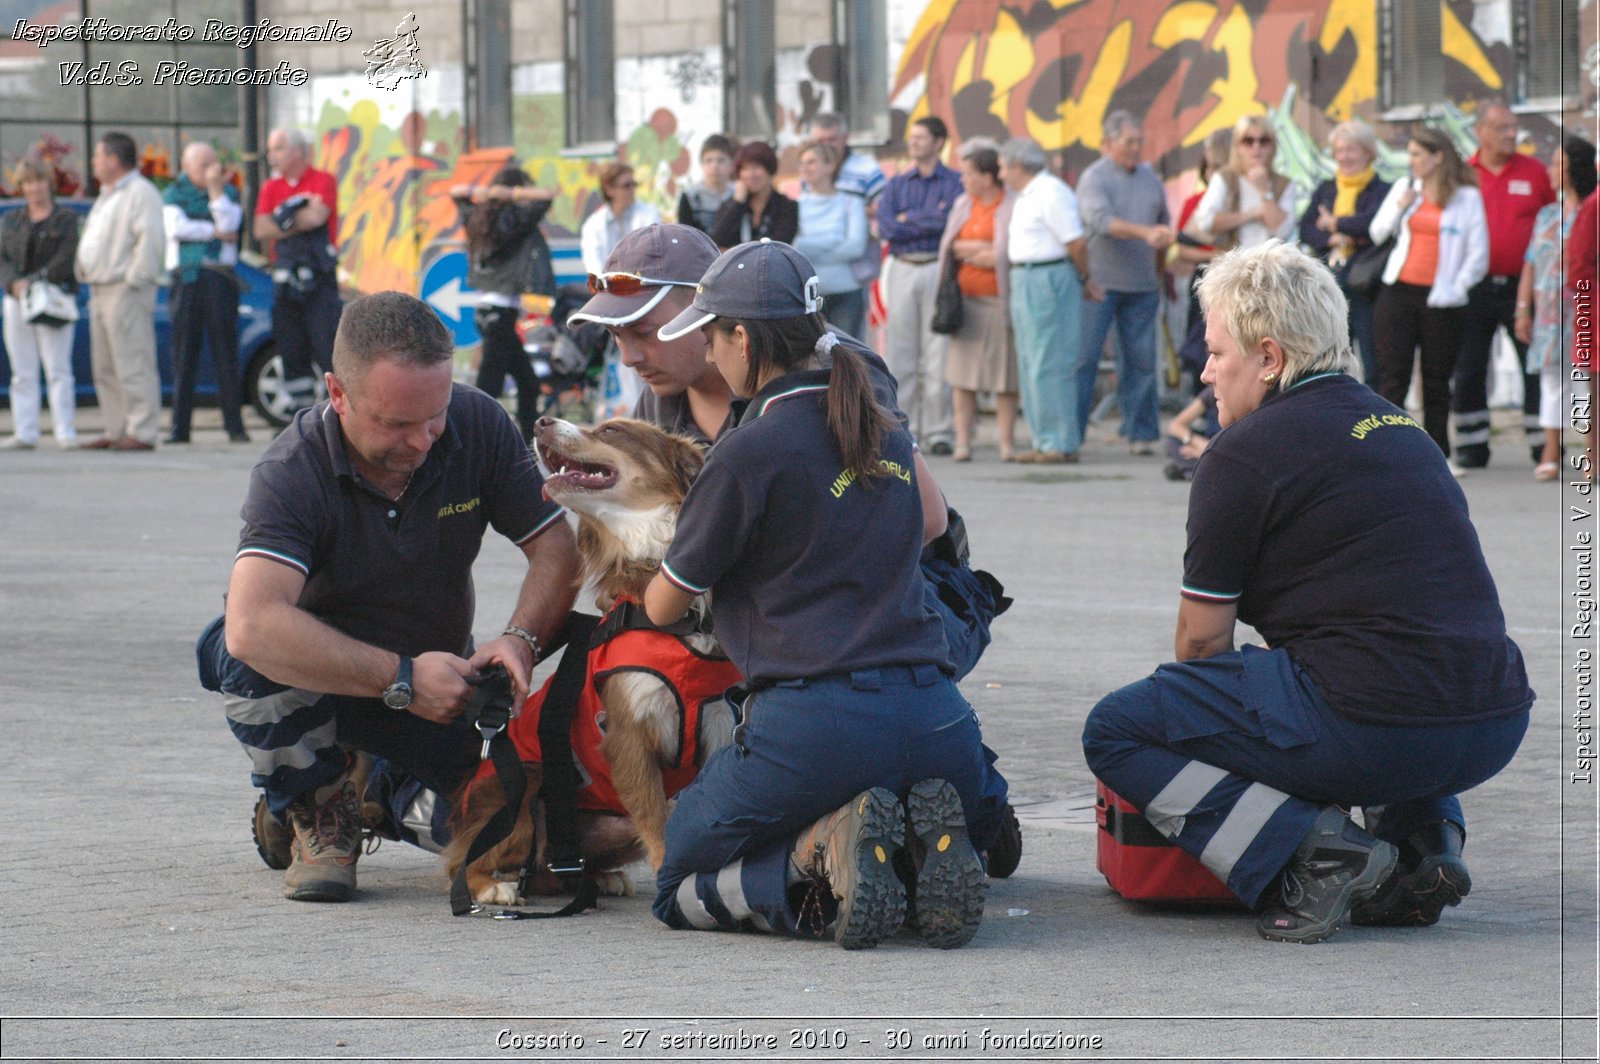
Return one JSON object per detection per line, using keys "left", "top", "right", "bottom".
{"left": 308, "top": 45, "right": 844, "bottom": 295}
{"left": 894, "top": 0, "right": 1585, "bottom": 185}
{"left": 301, "top": 0, "right": 1592, "bottom": 298}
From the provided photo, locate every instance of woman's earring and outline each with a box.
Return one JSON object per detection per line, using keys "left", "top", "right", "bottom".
{"left": 1263, "top": 371, "right": 1279, "bottom": 385}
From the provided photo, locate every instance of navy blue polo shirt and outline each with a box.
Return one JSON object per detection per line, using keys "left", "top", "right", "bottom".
{"left": 236, "top": 384, "right": 564, "bottom": 658}
{"left": 660, "top": 368, "right": 950, "bottom": 685}
{"left": 1182, "top": 372, "right": 1532, "bottom": 725}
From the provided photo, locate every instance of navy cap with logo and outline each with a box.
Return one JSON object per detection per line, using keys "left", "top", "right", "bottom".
{"left": 567, "top": 223, "right": 720, "bottom": 328}
{"left": 657, "top": 239, "right": 822, "bottom": 341}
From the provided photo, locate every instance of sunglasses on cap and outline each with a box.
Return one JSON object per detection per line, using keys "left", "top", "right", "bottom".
{"left": 586, "top": 272, "right": 680, "bottom": 296}
{"left": 1240, "top": 135, "right": 1274, "bottom": 147}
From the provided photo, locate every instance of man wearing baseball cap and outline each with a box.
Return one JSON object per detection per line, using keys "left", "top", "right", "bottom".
{"left": 568, "top": 224, "right": 732, "bottom": 443}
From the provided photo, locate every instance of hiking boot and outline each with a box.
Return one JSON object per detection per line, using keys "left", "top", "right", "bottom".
{"left": 1257, "top": 806, "right": 1398, "bottom": 944}
{"left": 252, "top": 751, "right": 389, "bottom": 873}
{"left": 984, "top": 800, "right": 1022, "bottom": 879}
{"left": 283, "top": 774, "right": 363, "bottom": 902}
{"left": 791, "top": 788, "right": 907, "bottom": 949}
{"left": 252, "top": 794, "right": 293, "bottom": 871}
{"left": 904, "top": 779, "right": 986, "bottom": 948}
{"left": 1351, "top": 821, "right": 1470, "bottom": 927}
{"left": 345, "top": 750, "right": 395, "bottom": 842}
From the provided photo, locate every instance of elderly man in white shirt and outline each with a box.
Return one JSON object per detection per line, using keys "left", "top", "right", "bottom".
{"left": 75, "top": 131, "right": 166, "bottom": 450}
{"left": 163, "top": 142, "right": 249, "bottom": 443}
{"left": 1002, "top": 137, "right": 1090, "bottom": 463}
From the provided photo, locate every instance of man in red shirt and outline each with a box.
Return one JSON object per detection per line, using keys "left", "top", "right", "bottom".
{"left": 253, "top": 128, "right": 342, "bottom": 415}
{"left": 1452, "top": 102, "right": 1555, "bottom": 468}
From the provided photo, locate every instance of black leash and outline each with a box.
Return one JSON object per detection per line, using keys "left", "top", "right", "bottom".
{"left": 450, "top": 613, "right": 602, "bottom": 920}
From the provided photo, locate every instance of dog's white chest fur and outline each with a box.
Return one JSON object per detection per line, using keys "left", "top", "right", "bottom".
{"left": 578, "top": 500, "right": 677, "bottom": 560}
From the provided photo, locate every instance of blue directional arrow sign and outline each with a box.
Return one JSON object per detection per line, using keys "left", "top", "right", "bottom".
{"left": 421, "top": 250, "right": 480, "bottom": 346}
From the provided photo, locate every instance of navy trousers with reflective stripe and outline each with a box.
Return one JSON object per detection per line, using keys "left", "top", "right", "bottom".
{"left": 198, "top": 615, "right": 479, "bottom": 821}
{"left": 653, "top": 667, "right": 990, "bottom": 936}
{"left": 1082, "top": 645, "right": 1529, "bottom": 907}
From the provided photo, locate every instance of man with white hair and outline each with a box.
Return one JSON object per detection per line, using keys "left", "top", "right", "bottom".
{"left": 254, "top": 127, "right": 341, "bottom": 414}
{"left": 163, "top": 142, "right": 248, "bottom": 443}
{"left": 1000, "top": 136, "right": 1089, "bottom": 463}
{"left": 1075, "top": 111, "right": 1174, "bottom": 454}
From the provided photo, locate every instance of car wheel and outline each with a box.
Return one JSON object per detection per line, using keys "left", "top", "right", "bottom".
{"left": 248, "top": 346, "right": 326, "bottom": 427}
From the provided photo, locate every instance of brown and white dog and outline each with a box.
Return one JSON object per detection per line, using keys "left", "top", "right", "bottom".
{"left": 442, "top": 417, "right": 738, "bottom": 905}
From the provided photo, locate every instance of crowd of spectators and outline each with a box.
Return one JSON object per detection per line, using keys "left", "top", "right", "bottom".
{"left": 6, "top": 106, "right": 1594, "bottom": 487}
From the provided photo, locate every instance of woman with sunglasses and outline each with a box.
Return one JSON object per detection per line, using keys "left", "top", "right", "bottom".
{"left": 1191, "top": 115, "right": 1297, "bottom": 252}
{"left": 451, "top": 164, "right": 557, "bottom": 443}
{"left": 1368, "top": 127, "right": 1489, "bottom": 465}
{"left": 580, "top": 162, "right": 661, "bottom": 277}
{"left": 642, "top": 241, "right": 993, "bottom": 951}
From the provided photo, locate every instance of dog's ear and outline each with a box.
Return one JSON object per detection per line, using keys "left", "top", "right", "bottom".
{"left": 671, "top": 436, "right": 706, "bottom": 495}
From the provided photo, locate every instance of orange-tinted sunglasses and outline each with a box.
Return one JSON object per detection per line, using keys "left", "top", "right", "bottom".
{"left": 585, "top": 272, "right": 678, "bottom": 296}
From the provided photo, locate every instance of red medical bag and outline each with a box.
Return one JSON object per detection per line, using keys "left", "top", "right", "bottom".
{"left": 1095, "top": 781, "right": 1241, "bottom": 905}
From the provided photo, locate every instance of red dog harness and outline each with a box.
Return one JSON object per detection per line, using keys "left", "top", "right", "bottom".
{"left": 472, "top": 601, "right": 742, "bottom": 815}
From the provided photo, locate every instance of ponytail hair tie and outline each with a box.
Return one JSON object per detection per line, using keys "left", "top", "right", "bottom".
{"left": 814, "top": 331, "right": 839, "bottom": 357}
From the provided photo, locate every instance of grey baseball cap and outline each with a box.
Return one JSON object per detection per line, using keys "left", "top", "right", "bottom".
{"left": 657, "top": 239, "right": 822, "bottom": 341}
{"left": 567, "top": 223, "right": 720, "bottom": 327}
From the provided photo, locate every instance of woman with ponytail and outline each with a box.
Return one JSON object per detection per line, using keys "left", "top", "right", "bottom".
{"left": 641, "top": 240, "right": 995, "bottom": 951}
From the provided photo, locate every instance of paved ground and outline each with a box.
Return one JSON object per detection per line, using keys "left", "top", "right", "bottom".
{"left": 0, "top": 402, "right": 1594, "bottom": 1063}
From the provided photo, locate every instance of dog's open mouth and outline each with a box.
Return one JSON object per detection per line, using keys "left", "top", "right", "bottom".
{"left": 536, "top": 441, "right": 619, "bottom": 497}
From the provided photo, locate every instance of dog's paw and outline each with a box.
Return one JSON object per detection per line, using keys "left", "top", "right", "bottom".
{"left": 475, "top": 881, "right": 520, "bottom": 906}
{"left": 593, "top": 869, "right": 635, "bottom": 897}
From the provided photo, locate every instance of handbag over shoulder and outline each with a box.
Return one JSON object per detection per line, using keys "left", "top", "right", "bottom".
{"left": 930, "top": 249, "right": 964, "bottom": 336}
{"left": 22, "top": 279, "right": 78, "bottom": 328}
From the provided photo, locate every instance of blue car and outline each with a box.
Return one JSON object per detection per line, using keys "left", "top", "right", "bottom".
{"left": 0, "top": 197, "right": 318, "bottom": 428}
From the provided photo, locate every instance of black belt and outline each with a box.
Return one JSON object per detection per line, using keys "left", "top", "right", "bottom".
{"left": 1011, "top": 258, "right": 1066, "bottom": 269}
{"left": 753, "top": 663, "right": 949, "bottom": 691}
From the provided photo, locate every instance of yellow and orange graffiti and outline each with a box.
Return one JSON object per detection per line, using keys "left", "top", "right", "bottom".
{"left": 313, "top": 99, "right": 693, "bottom": 295}
{"left": 894, "top": 0, "right": 1504, "bottom": 172}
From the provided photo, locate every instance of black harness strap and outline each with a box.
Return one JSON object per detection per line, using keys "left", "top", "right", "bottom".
{"left": 511, "top": 611, "right": 600, "bottom": 915}
{"left": 592, "top": 598, "right": 709, "bottom": 645}
{"left": 449, "top": 612, "right": 601, "bottom": 920}
{"left": 449, "top": 665, "right": 523, "bottom": 916}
